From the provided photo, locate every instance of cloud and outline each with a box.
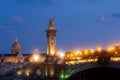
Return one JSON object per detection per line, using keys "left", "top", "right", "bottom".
{"left": 0, "top": 16, "right": 27, "bottom": 35}
{"left": 15, "top": 0, "right": 57, "bottom": 6}
{"left": 97, "top": 16, "right": 106, "bottom": 23}
{"left": 1, "top": 16, "right": 25, "bottom": 26}
{"left": 88, "top": 0, "right": 103, "bottom": 4}
{"left": 112, "top": 13, "right": 120, "bottom": 18}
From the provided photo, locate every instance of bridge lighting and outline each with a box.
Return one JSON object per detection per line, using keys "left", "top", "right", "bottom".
{"left": 60, "top": 74, "right": 64, "bottom": 78}
{"left": 111, "top": 57, "right": 120, "bottom": 61}
{"left": 65, "top": 74, "right": 69, "bottom": 79}
{"left": 76, "top": 57, "right": 81, "bottom": 60}
{"left": 66, "top": 54, "right": 70, "bottom": 58}
{"left": 75, "top": 50, "right": 80, "bottom": 56}
{"left": 70, "top": 53, "right": 74, "bottom": 57}
{"left": 17, "top": 70, "right": 22, "bottom": 76}
{"left": 59, "top": 70, "right": 66, "bottom": 80}
{"left": 60, "top": 74, "right": 68, "bottom": 79}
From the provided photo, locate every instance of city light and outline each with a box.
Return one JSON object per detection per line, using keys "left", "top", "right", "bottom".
{"left": 59, "top": 70, "right": 66, "bottom": 80}
{"left": 75, "top": 51, "right": 80, "bottom": 54}
{"left": 57, "top": 51, "right": 65, "bottom": 58}
{"left": 108, "top": 47, "right": 114, "bottom": 51}
{"left": 85, "top": 50, "right": 88, "bottom": 55}
{"left": 97, "top": 47, "right": 102, "bottom": 52}
{"left": 79, "top": 51, "right": 82, "bottom": 55}
{"left": 33, "top": 54, "right": 40, "bottom": 62}
{"left": 60, "top": 53, "right": 65, "bottom": 58}
{"left": 90, "top": 49, "right": 94, "bottom": 53}
{"left": 17, "top": 70, "right": 22, "bottom": 76}
{"left": 116, "top": 41, "right": 119, "bottom": 46}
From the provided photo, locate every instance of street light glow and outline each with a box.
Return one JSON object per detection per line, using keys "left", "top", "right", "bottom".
{"left": 85, "top": 50, "right": 88, "bottom": 54}
{"left": 90, "top": 49, "right": 94, "bottom": 53}
{"left": 59, "top": 51, "right": 65, "bottom": 58}
{"left": 97, "top": 47, "right": 102, "bottom": 52}
{"left": 116, "top": 41, "right": 119, "bottom": 46}
{"left": 108, "top": 47, "right": 114, "bottom": 51}
{"left": 33, "top": 54, "right": 40, "bottom": 62}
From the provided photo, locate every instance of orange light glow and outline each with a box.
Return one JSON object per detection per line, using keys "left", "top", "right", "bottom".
{"left": 108, "top": 47, "right": 114, "bottom": 51}
{"left": 116, "top": 41, "right": 119, "bottom": 46}
{"left": 97, "top": 47, "right": 102, "bottom": 52}
{"left": 33, "top": 54, "right": 40, "bottom": 62}
{"left": 85, "top": 50, "right": 88, "bottom": 54}
{"left": 90, "top": 49, "right": 94, "bottom": 53}
{"left": 76, "top": 51, "right": 80, "bottom": 54}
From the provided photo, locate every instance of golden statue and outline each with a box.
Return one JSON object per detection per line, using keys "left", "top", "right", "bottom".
{"left": 49, "top": 18, "right": 54, "bottom": 27}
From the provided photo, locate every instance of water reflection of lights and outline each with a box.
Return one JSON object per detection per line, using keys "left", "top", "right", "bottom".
{"left": 25, "top": 69, "right": 31, "bottom": 76}
{"left": 36, "top": 69, "right": 41, "bottom": 75}
{"left": 17, "top": 70, "right": 22, "bottom": 76}
{"left": 16, "top": 68, "right": 32, "bottom": 77}
{"left": 50, "top": 68, "right": 55, "bottom": 76}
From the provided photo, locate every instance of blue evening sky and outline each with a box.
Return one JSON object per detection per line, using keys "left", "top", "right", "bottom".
{"left": 0, "top": 0, "right": 120, "bottom": 53}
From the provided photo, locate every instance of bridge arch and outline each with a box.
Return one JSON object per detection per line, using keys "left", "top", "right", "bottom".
{"left": 65, "top": 62, "right": 120, "bottom": 80}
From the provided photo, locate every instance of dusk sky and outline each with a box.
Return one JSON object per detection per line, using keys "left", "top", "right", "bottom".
{"left": 1, "top": 0, "right": 120, "bottom": 53}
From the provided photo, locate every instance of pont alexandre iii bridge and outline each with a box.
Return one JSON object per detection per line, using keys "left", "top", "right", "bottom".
{"left": 62, "top": 46, "right": 120, "bottom": 80}
{"left": 59, "top": 55, "right": 120, "bottom": 80}
{"left": 26, "top": 56, "right": 120, "bottom": 80}
{"left": 1, "top": 56, "right": 120, "bottom": 80}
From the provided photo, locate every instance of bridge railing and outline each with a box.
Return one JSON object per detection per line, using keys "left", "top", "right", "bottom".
{"left": 65, "top": 58, "right": 97, "bottom": 65}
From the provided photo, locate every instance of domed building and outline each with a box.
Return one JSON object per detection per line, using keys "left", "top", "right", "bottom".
{"left": 0, "top": 38, "right": 24, "bottom": 63}
{"left": 11, "top": 38, "right": 21, "bottom": 54}
{"left": 0, "top": 19, "right": 57, "bottom": 63}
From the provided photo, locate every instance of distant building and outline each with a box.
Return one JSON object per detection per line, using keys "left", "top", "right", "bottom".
{"left": 11, "top": 38, "right": 21, "bottom": 54}
{"left": 115, "top": 41, "right": 119, "bottom": 51}
{"left": 0, "top": 18, "right": 58, "bottom": 63}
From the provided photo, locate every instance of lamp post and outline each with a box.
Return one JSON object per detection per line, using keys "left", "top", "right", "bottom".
{"left": 32, "top": 49, "right": 40, "bottom": 79}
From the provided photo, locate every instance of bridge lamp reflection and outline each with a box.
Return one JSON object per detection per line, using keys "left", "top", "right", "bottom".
{"left": 60, "top": 74, "right": 68, "bottom": 79}
{"left": 17, "top": 70, "right": 22, "bottom": 76}
{"left": 65, "top": 74, "right": 69, "bottom": 79}
{"left": 60, "top": 74, "right": 64, "bottom": 78}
